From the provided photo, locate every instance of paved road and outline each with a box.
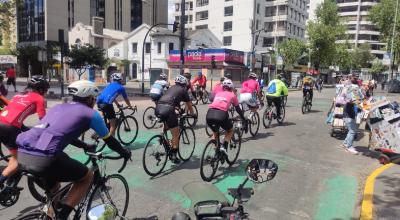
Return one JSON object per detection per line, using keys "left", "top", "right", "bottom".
{"left": 0, "top": 88, "right": 384, "bottom": 220}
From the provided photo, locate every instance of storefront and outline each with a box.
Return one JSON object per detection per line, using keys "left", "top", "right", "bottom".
{"left": 168, "top": 49, "right": 247, "bottom": 88}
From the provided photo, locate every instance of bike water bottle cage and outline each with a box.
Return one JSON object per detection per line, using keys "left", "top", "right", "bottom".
{"left": 194, "top": 200, "right": 223, "bottom": 218}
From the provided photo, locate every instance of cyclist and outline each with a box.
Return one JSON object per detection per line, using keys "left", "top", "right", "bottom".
{"left": 209, "top": 77, "right": 225, "bottom": 102}
{"left": 302, "top": 74, "right": 315, "bottom": 105}
{"left": 257, "top": 77, "right": 265, "bottom": 90}
{"left": 155, "top": 75, "right": 194, "bottom": 164}
{"left": 0, "top": 76, "right": 49, "bottom": 188}
{"left": 265, "top": 74, "right": 288, "bottom": 120}
{"left": 206, "top": 79, "right": 246, "bottom": 157}
{"left": 97, "top": 72, "right": 132, "bottom": 136}
{"left": 192, "top": 72, "right": 207, "bottom": 97}
{"left": 239, "top": 72, "right": 263, "bottom": 111}
{"left": 149, "top": 73, "right": 170, "bottom": 102}
{"left": 16, "top": 80, "right": 131, "bottom": 220}
{"left": 183, "top": 72, "right": 196, "bottom": 99}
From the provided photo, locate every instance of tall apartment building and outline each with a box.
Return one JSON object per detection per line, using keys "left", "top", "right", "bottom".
{"left": 336, "top": 0, "right": 386, "bottom": 59}
{"left": 16, "top": 0, "right": 168, "bottom": 47}
{"left": 172, "top": 0, "right": 309, "bottom": 53}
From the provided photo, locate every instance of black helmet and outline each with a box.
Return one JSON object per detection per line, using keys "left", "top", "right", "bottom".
{"left": 28, "top": 75, "right": 50, "bottom": 92}
{"left": 220, "top": 77, "right": 226, "bottom": 82}
{"left": 183, "top": 72, "right": 192, "bottom": 79}
{"left": 225, "top": 73, "right": 232, "bottom": 79}
{"left": 171, "top": 212, "right": 191, "bottom": 220}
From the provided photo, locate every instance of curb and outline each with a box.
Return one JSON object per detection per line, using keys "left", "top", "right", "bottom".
{"left": 360, "top": 163, "right": 394, "bottom": 220}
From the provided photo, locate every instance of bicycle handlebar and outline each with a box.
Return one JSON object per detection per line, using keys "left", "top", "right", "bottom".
{"left": 86, "top": 152, "right": 128, "bottom": 173}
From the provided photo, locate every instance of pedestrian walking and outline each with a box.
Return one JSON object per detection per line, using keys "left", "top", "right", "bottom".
{"left": 381, "top": 80, "right": 386, "bottom": 91}
{"left": 5, "top": 65, "right": 17, "bottom": 92}
{"left": 0, "top": 74, "right": 7, "bottom": 97}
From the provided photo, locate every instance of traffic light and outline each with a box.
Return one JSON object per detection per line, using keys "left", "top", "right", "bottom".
{"left": 173, "top": 21, "right": 179, "bottom": 33}
{"left": 211, "top": 55, "right": 216, "bottom": 69}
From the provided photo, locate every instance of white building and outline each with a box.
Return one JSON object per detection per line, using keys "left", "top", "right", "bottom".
{"left": 107, "top": 24, "right": 222, "bottom": 80}
{"left": 172, "top": 0, "right": 309, "bottom": 53}
{"left": 336, "top": 0, "right": 386, "bottom": 59}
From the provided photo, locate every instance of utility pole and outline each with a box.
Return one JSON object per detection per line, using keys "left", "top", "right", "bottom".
{"left": 58, "top": 29, "right": 65, "bottom": 98}
{"left": 389, "top": 0, "right": 399, "bottom": 80}
{"left": 180, "top": 0, "right": 186, "bottom": 74}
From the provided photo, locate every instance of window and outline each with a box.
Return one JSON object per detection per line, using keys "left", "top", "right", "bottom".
{"left": 263, "top": 37, "right": 274, "bottom": 47}
{"left": 224, "top": 21, "right": 232, "bottom": 31}
{"left": 132, "top": 43, "right": 137, "bottom": 53}
{"left": 157, "top": 42, "right": 162, "bottom": 54}
{"left": 223, "top": 36, "right": 232, "bottom": 46}
{"left": 256, "top": 20, "right": 259, "bottom": 30}
{"left": 145, "top": 43, "right": 151, "bottom": 53}
{"left": 196, "top": 24, "right": 208, "bottom": 30}
{"left": 196, "top": 0, "right": 208, "bottom": 7}
{"left": 169, "top": 43, "right": 174, "bottom": 52}
{"left": 196, "top": 11, "right": 208, "bottom": 20}
{"left": 224, "top": 6, "right": 233, "bottom": 16}
{"left": 257, "top": 3, "right": 260, "bottom": 14}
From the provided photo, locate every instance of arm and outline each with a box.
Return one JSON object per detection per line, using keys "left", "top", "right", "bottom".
{"left": 36, "top": 97, "right": 46, "bottom": 119}
{"left": 71, "top": 139, "right": 90, "bottom": 149}
{"left": 119, "top": 87, "right": 132, "bottom": 107}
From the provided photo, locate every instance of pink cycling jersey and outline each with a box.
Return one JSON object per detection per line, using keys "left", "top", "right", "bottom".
{"left": 240, "top": 79, "right": 260, "bottom": 94}
{"left": 209, "top": 91, "right": 239, "bottom": 112}
{"left": 212, "top": 83, "right": 223, "bottom": 94}
{"left": 0, "top": 92, "right": 46, "bottom": 128}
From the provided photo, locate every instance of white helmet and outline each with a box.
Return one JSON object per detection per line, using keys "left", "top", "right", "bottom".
{"left": 111, "top": 72, "right": 122, "bottom": 81}
{"left": 248, "top": 72, "right": 257, "bottom": 79}
{"left": 175, "top": 75, "right": 188, "bottom": 86}
{"left": 68, "top": 80, "right": 99, "bottom": 98}
{"left": 222, "top": 79, "right": 234, "bottom": 90}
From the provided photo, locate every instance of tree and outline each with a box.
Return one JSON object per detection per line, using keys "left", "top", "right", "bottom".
{"left": 67, "top": 44, "right": 108, "bottom": 79}
{"left": 334, "top": 44, "right": 352, "bottom": 72}
{"left": 278, "top": 39, "right": 307, "bottom": 69}
{"left": 370, "top": 58, "right": 387, "bottom": 75}
{"left": 12, "top": 45, "right": 41, "bottom": 76}
{"left": 351, "top": 44, "right": 374, "bottom": 70}
{"left": 307, "top": 0, "right": 346, "bottom": 70}
{"left": 0, "top": 0, "right": 18, "bottom": 50}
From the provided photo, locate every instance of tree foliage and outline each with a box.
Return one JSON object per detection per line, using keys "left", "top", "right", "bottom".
{"left": 351, "top": 44, "right": 374, "bottom": 69}
{"left": 278, "top": 39, "right": 307, "bottom": 68}
{"left": 67, "top": 44, "right": 108, "bottom": 69}
{"left": 307, "top": 0, "right": 345, "bottom": 69}
{"left": 334, "top": 43, "right": 352, "bottom": 72}
{"left": 0, "top": 0, "right": 18, "bottom": 50}
{"left": 370, "top": 58, "right": 387, "bottom": 75}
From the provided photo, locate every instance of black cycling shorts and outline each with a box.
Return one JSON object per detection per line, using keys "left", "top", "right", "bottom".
{"left": 98, "top": 103, "right": 116, "bottom": 120}
{"left": 0, "top": 122, "right": 21, "bottom": 151}
{"left": 155, "top": 104, "right": 178, "bottom": 129}
{"left": 206, "top": 108, "right": 232, "bottom": 132}
{"left": 18, "top": 152, "right": 88, "bottom": 190}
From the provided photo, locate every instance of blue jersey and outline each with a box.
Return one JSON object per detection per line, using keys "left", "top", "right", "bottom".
{"left": 97, "top": 82, "right": 128, "bottom": 104}
{"left": 17, "top": 102, "right": 109, "bottom": 157}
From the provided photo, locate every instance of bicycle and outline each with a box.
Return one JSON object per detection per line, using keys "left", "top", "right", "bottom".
{"left": 178, "top": 102, "right": 198, "bottom": 127}
{"left": 0, "top": 144, "right": 10, "bottom": 162}
{"left": 263, "top": 100, "right": 285, "bottom": 128}
{"left": 200, "top": 117, "right": 242, "bottom": 182}
{"left": 143, "top": 104, "right": 159, "bottom": 129}
{"left": 191, "top": 85, "right": 209, "bottom": 105}
{"left": 142, "top": 114, "right": 197, "bottom": 177}
{"left": 81, "top": 104, "right": 139, "bottom": 152}
{"left": 241, "top": 104, "right": 260, "bottom": 137}
{"left": 302, "top": 89, "right": 312, "bottom": 114}
{"left": 15, "top": 151, "right": 129, "bottom": 220}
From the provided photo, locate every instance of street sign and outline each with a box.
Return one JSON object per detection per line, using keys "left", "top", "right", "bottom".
{"left": 277, "top": 56, "right": 283, "bottom": 65}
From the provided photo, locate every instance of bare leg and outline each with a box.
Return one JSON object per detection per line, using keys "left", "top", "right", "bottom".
{"left": 2, "top": 152, "right": 18, "bottom": 178}
{"left": 224, "top": 129, "right": 234, "bottom": 143}
{"left": 64, "top": 171, "right": 93, "bottom": 207}
{"left": 171, "top": 127, "right": 180, "bottom": 150}
{"left": 109, "top": 119, "right": 117, "bottom": 136}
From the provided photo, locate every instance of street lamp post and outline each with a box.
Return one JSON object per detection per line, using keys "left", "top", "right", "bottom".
{"left": 250, "top": 28, "right": 266, "bottom": 72}
{"left": 389, "top": 0, "right": 399, "bottom": 80}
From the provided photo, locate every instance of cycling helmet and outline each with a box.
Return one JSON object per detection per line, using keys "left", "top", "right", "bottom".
{"left": 68, "top": 80, "right": 99, "bottom": 98}
{"left": 29, "top": 75, "right": 50, "bottom": 92}
{"left": 220, "top": 77, "right": 226, "bottom": 82}
{"left": 222, "top": 79, "right": 234, "bottom": 90}
{"left": 183, "top": 72, "right": 192, "bottom": 80}
{"left": 197, "top": 72, "right": 202, "bottom": 76}
{"left": 248, "top": 72, "right": 257, "bottom": 79}
{"left": 160, "top": 73, "right": 168, "bottom": 80}
{"left": 175, "top": 75, "right": 188, "bottom": 86}
{"left": 171, "top": 212, "right": 191, "bottom": 220}
{"left": 225, "top": 73, "right": 232, "bottom": 79}
{"left": 111, "top": 72, "right": 122, "bottom": 81}
{"left": 276, "top": 74, "right": 282, "bottom": 80}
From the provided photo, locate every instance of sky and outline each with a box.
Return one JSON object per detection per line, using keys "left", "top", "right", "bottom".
{"left": 168, "top": 1, "right": 175, "bottom": 27}
{"left": 308, "top": 0, "right": 324, "bottom": 21}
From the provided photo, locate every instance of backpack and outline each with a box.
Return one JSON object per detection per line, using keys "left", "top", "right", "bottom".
{"left": 267, "top": 81, "right": 277, "bottom": 94}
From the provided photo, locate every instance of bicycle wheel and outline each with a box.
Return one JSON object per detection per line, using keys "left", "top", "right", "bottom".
{"left": 205, "top": 124, "right": 213, "bottom": 137}
{"left": 178, "top": 127, "right": 196, "bottom": 161}
{"left": 283, "top": 96, "right": 287, "bottom": 107}
{"left": 200, "top": 140, "right": 219, "bottom": 182}
{"left": 301, "top": 98, "right": 307, "bottom": 114}
{"left": 186, "top": 105, "right": 198, "bottom": 127}
{"left": 81, "top": 130, "right": 107, "bottom": 153}
{"left": 277, "top": 106, "right": 285, "bottom": 124}
{"left": 86, "top": 174, "right": 129, "bottom": 220}
{"left": 201, "top": 91, "right": 209, "bottom": 104}
{"left": 0, "top": 144, "right": 10, "bottom": 162}
{"left": 14, "top": 210, "right": 47, "bottom": 220}
{"left": 117, "top": 115, "right": 139, "bottom": 145}
{"left": 227, "top": 129, "right": 241, "bottom": 166}
{"left": 142, "top": 135, "right": 168, "bottom": 176}
{"left": 27, "top": 177, "right": 46, "bottom": 203}
{"left": 262, "top": 108, "right": 272, "bottom": 128}
{"left": 249, "top": 112, "right": 260, "bottom": 137}
{"left": 143, "top": 106, "right": 157, "bottom": 129}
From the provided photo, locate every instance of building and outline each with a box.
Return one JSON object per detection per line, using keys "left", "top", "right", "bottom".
{"left": 336, "top": 0, "right": 386, "bottom": 59}
{"left": 172, "top": 0, "right": 309, "bottom": 53}
{"left": 107, "top": 24, "right": 222, "bottom": 81}
{"left": 307, "top": 0, "right": 323, "bottom": 22}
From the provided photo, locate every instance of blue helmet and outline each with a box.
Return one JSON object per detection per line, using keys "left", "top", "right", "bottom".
{"left": 197, "top": 72, "right": 202, "bottom": 76}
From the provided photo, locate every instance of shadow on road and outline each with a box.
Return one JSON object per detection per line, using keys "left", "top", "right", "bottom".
{"left": 267, "top": 121, "right": 296, "bottom": 129}
{"left": 149, "top": 155, "right": 202, "bottom": 180}
{"left": 9, "top": 204, "right": 41, "bottom": 219}
{"left": 212, "top": 159, "right": 250, "bottom": 184}
{"left": 242, "top": 132, "right": 274, "bottom": 143}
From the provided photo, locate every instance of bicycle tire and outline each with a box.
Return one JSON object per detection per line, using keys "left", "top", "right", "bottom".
{"left": 178, "top": 127, "right": 196, "bottom": 161}
{"left": 201, "top": 91, "right": 209, "bottom": 104}
{"left": 0, "top": 144, "right": 10, "bottom": 162}
{"left": 14, "top": 210, "right": 47, "bottom": 220}
{"left": 27, "top": 177, "right": 46, "bottom": 203}
{"left": 186, "top": 105, "right": 198, "bottom": 127}
{"left": 262, "top": 108, "right": 272, "bottom": 128}
{"left": 142, "top": 135, "right": 168, "bottom": 176}
{"left": 86, "top": 174, "right": 129, "bottom": 220}
{"left": 226, "top": 129, "right": 241, "bottom": 166}
{"left": 283, "top": 96, "right": 287, "bottom": 107}
{"left": 277, "top": 106, "right": 285, "bottom": 124}
{"left": 143, "top": 106, "right": 157, "bottom": 129}
{"left": 249, "top": 112, "right": 260, "bottom": 137}
{"left": 117, "top": 115, "right": 139, "bottom": 145}
{"left": 200, "top": 140, "right": 219, "bottom": 182}
{"left": 301, "top": 98, "right": 307, "bottom": 114}
{"left": 205, "top": 124, "right": 213, "bottom": 137}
